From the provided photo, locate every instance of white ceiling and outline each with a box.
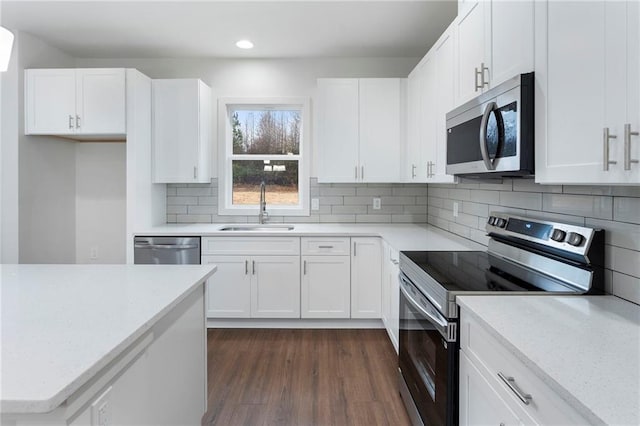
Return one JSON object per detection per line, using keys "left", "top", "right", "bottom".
{"left": 0, "top": 0, "right": 457, "bottom": 59}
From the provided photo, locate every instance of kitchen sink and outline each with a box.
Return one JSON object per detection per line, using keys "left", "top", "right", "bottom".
{"left": 218, "top": 224, "right": 295, "bottom": 231}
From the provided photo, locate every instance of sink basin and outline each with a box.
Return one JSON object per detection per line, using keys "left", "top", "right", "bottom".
{"left": 219, "top": 224, "right": 295, "bottom": 232}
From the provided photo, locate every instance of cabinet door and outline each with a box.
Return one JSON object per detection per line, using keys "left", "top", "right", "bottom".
{"left": 301, "top": 256, "right": 350, "bottom": 318}
{"left": 351, "top": 238, "right": 382, "bottom": 319}
{"left": 490, "top": 0, "right": 534, "bottom": 88}
{"left": 455, "top": 0, "right": 490, "bottom": 105}
{"left": 76, "top": 68, "right": 126, "bottom": 135}
{"left": 152, "top": 79, "right": 201, "bottom": 183}
{"left": 202, "top": 255, "right": 251, "bottom": 318}
{"left": 433, "top": 25, "right": 458, "bottom": 183}
{"left": 317, "top": 79, "right": 360, "bottom": 183}
{"left": 251, "top": 256, "right": 300, "bottom": 318}
{"left": 626, "top": 0, "right": 640, "bottom": 182}
{"left": 459, "top": 351, "right": 523, "bottom": 426}
{"left": 388, "top": 249, "right": 400, "bottom": 354}
{"left": 359, "top": 78, "right": 403, "bottom": 182}
{"left": 420, "top": 53, "right": 438, "bottom": 182}
{"left": 535, "top": 1, "right": 629, "bottom": 184}
{"left": 406, "top": 65, "right": 425, "bottom": 182}
{"left": 25, "top": 69, "right": 76, "bottom": 135}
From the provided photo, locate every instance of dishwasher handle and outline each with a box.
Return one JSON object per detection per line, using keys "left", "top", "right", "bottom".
{"left": 134, "top": 243, "right": 199, "bottom": 250}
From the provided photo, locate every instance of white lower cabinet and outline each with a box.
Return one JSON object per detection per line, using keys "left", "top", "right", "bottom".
{"left": 459, "top": 309, "right": 590, "bottom": 425}
{"left": 251, "top": 256, "right": 300, "bottom": 318}
{"left": 351, "top": 237, "right": 382, "bottom": 319}
{"left": 202, "top": 237, "right": 301, "bottom": 319}
{"left": 459, "top": 351, "right": 524, "bottom": 426}
{"left": 202, "top": 255, "right": 251, "bottom": 318}
{"left": 301, "top": 256, "right": 351, "bottom": 319}
{"left": 381, "top": 242, "right": 400, "bottom": 352}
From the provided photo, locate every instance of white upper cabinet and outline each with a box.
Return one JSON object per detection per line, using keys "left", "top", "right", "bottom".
{"left": 25, "top": 68, "right": 125, "bottom": 138}
{"left": 454, "top": 0, "right": 534, "bottom": 106}
{"left": 535, "top": 0, "right": 639, "bottom": 184}
{"left": 152, "top": 79, "right": 212, "bottom": 183}
{"left": 405, "top": 23, "right": 457, "bottom": 183}
{"left": 317, "top": 78, "right": 405, "bottom": 183}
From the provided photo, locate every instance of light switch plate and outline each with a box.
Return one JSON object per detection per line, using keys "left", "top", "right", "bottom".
{"left": 373, "top": 198, "right": 381, "bottom": 210}
{"left": 311, "top": 198, "right": 320, "bottom": 211}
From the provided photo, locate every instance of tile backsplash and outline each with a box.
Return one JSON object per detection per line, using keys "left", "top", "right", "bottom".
{"left": 427, "top": 178, "right": 640, "bottom": 305}
{"left": 166, "top": 178, "right": 428, "bottom": 224}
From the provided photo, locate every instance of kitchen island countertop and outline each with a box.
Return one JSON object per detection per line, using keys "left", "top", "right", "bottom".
{"left": 0, "top": 264, "right": 216, "bottom": 414}
{"left": 457, "top": 295, "right": 640, "bottom": 426}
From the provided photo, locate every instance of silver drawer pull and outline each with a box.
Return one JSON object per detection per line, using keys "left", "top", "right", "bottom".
{"left": 318, "top": 245, "right": 334, "bottom": 249}
{"left": 624, "top": 123, "right": 639, "bottom": 170}
{"left": 603, "top": 127, "right": 618, "bottom": 171}
{"left": 498, "top": 372, "right": 532, "bottom": 405}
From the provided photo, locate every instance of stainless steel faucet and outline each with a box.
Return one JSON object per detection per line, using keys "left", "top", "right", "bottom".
{"left": 259, "top": 181, "right": 268, "bottom": 224}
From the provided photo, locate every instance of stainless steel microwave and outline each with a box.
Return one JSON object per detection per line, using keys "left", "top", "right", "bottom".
{"left": 446, "top": 73, "right": 534, "bottom": 177}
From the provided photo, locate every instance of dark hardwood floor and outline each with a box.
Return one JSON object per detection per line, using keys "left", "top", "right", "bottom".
{"left": 202, "top": 329, "right": 411, "bottom": 426}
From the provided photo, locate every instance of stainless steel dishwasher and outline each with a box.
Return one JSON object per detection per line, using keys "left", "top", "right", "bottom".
{"left": 134, "top": 236, "right": 201, "bottom": 264}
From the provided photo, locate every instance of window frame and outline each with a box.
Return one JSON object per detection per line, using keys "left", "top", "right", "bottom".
{"left": 217, "top": 97, "right": 310, "bottom": 217}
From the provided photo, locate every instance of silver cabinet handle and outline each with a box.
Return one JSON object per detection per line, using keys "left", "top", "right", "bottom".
{"left": 411, "top": 164, "right": 416, "bottom": 179}
{"left": 475, "top": 67, "right": 482, "bottom": 91}
{"left": 603, "top": 127, "right": 618, "bottom": 171}
{"left": 498, "top": 372, "right": 532, "bottom": 405}
{"left": 303, "top": 260, "right": 307, "bottom": 275}
{"left": 245, "top": 260, "right": 248, "bottom": 275}
{"left": 361, "top": 165, "right": 364, "bottom": 180}
{"left": 318, "top": 245, "right": 334, "bottom": 249}
{"left": 75, "top": 115, "right": 81, "bottom": 129}
{"left": 193, "top": 166, "right": 197, "bottom": 179}
{"left": 68, "top": 115, "right": 74, "bottom": 129}
{"left": 353, "top": 241, "right": 356, "bottom": 256}
{"left": 355, "top": 166, "right": 358, "bottom": 180}
{"left": 480, "top": 62, "right": 489, "bottom": 88}
{"left": 252, "top": 260, "right": 256, "bottom": 275}
{"left": 624, "top": 124, "right": 639, "bottom": 170}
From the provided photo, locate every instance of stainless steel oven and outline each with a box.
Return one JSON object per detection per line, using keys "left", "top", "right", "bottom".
{"left": 398, "top": 213, "right": 604, "bottom": 426}
{"left": 399, "top": 273, "right": 457, "bottom": 426}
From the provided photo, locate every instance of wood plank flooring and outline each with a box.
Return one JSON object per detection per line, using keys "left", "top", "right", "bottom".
{"left": 202, "top": 329, "right": 411, "bottom": 426}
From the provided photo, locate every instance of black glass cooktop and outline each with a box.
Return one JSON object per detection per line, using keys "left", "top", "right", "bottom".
{"left": 401, "top": 250, "right": 562, "bottom": 293}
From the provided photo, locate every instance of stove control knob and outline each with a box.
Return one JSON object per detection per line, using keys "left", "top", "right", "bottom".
{"left": 550, "top": 229, "right": 566, "bottom": 242}
{"left": 487, "top": 216, "right": 496, "bottom": 226}
{"left": 495, "top": 218, "right": 507, "bottom": 228}
{"left": 567, "top": 232, "right": 584, "bottom": 247}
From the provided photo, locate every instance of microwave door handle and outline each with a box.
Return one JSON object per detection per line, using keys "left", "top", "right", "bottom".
{"left": 479, "top": 101, "right": 498, "bottom": 170}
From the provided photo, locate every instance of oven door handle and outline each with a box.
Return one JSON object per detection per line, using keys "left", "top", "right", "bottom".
{"left": 399, "top": 275, "right": 450, "bottom": 338}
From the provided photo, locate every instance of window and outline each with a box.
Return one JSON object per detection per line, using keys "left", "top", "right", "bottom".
{"left": 218, "top": 98, "right": 310, "bottom": 216}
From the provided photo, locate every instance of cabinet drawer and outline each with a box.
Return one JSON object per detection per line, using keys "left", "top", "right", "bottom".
{"left": 301, "top": 237, "right": 350, "bottom": 255}
{"left": 460, "top": 311, "right": 589, "bottom": 425}
{"left": 202, "top": 237, "right": 300, "bottom": 256}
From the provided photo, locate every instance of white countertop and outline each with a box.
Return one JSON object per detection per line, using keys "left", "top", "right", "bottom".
{"left": 0, "top": 264, "right": 217, "bottom": 414}
{"left": 135, "top": 223, "right": 485, "bottom": 252}
{"left": 457, "top": 295, "right": 640, "bottom": 426}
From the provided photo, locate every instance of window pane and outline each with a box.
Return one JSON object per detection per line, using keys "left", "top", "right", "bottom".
{"left": 231, "top": 110, "right": 300, "bottom": 155}
{"left": 232, "top": 160, "right": 299, "bottom": 206}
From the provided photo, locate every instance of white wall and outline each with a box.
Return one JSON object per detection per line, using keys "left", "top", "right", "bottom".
{"left": 76, "top": 142, "right": 126, "bottom": 263}
{"left": 1, "top": 31, "right": 77, "bottom": 264}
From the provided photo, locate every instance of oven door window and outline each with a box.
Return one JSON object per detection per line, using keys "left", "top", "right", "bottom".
{"left": 399, "top": 290, "right": 455, "bottom": 426}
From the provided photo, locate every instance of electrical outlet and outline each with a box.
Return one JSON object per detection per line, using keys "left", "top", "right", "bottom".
{"left": 311, "top": 198, "right": 320, "bottom": 211}
{"left": 373, "top": 198, "right": 381, "bottom": 210}
{"left": 90, "top": 246, "right": 99, "bottom": 260}
{"left": 453, "top": 202, "right": 459, "bottom": 218}
{"left": 91, "top": 386, "right": 112, "bottom": 426}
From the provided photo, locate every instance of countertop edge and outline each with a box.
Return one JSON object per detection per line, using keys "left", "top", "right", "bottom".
{"left": 1, "top": 266, "right": 217, "bottom": 414}
{"left": 456, "top": 296, "right": 606, "bottom": 426}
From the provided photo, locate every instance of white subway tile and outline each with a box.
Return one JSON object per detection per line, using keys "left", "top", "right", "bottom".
{"left": 319, "top": 214, "right": 356, "bottom": 223}
{"left": 429, "top": 187, "right": 449, "bottom": 198}
{"left": 332, "top": 205, "right": 367, "bottom": 214}
{"left": 500, "top": 191, "right": 543, "bottom": 210}
{"left": 416, "top": 196, "right": 428, "bottom": 205}
{"left": 319, "top": 196, "right": 344, "bottom": 205}
{"left": 188, "top": 205, "right": 217, "bottom": 215}
{"left": 612, "top": 272, "right": 640, "bottom": 305}
{"left": 607, "top": 246, "right": 640, "bottom": 278}
{"left": 449, "top": 222, "right": 471, "bottom": 238}
{"left": 392, "top": 214, "right": 428, "bottom": 223}
{"left": 167, "top": 196, "right": 198, "bottom": 205}
{"left": 356, "top": 215, "right": 392, "bottom": 223}
{"left": 525, "top": 210, "right": 585, "bottom": 226}
{"left": 470, "top": 190, "right": 500, "bottom": 204}
{"left": 513, "top": 179, "right": 562, "bottom": 193}
{"left": 462, "top": 201, "right": 489, "bottom": 218}
{"left": 176, "top": 214, "right": 212, "bottom": 223}
{"left": 381, "top": 196, "right": 416, "bottom": 205}
{"left": 542, "top": 193, "right": 613, "bottom": 220}
{"left": 198, "top": 196, "right": 217, "bottom": 206}
{"left": 356, "top": 187, "right": 393, "bottom": 196}
{"left": 613, "top": 197, "right": 640, "bottom": 224}
{"left": 369, "top": 205, "right": 404, "bottom": 214}
{"left": 166, "top": 214, "right": 177, "bottom": 223}
{"left": 455, "top": 212, "right": 480, "bottom": 228}
{"left": 319, "top": 187, "right": 356, "bottom": 196}
{"left": 167, "top": 205, "right": 187, "bottom": 214}
{"left": 449, "top": 188, "right": 471, "bottom": 201}
{"left": 177, "top": 187, "right": 212, "bottom": 196}
{"left": 488, "top": 205, "right": 526, "bottom": 216}
{"left": 404, "top": 205, "right": 428, "bottom": 215}
{"left": 392, "top": 186, "right": 428, "bottom": 196}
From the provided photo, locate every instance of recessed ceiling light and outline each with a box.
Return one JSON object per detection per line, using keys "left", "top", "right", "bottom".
{"left": 236, "top": 40, "right": 254, "bottom": 49}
